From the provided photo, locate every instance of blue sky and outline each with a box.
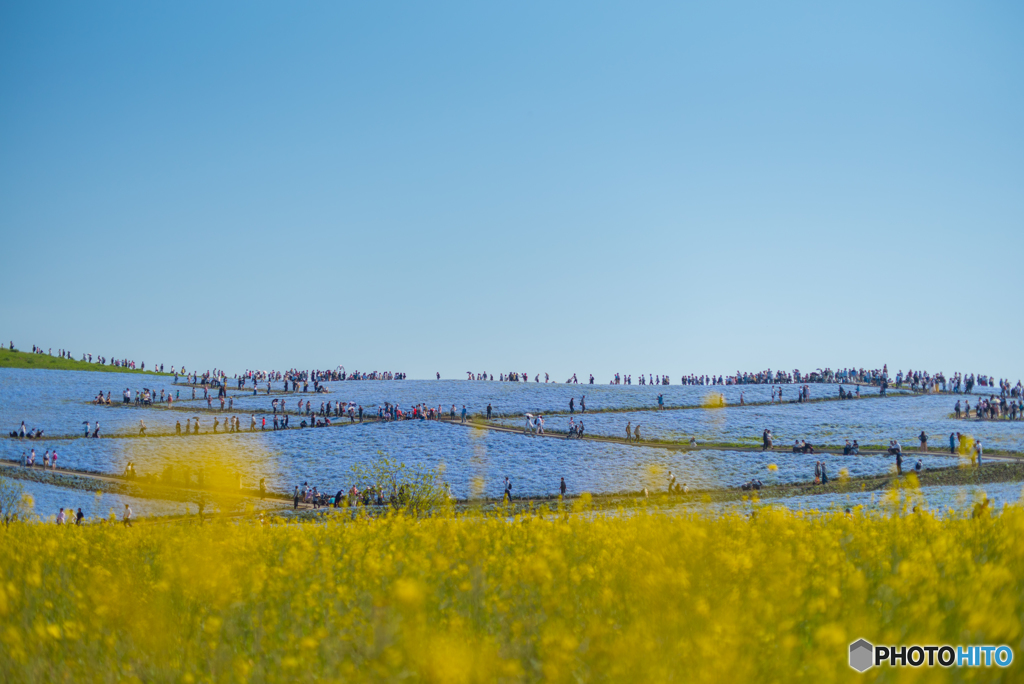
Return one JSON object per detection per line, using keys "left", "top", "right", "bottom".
{"left": 1, "top": 1, "right": 1022, "bottom": 381}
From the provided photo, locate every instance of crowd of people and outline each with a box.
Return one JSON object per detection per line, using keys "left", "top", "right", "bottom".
{"left": 449, "top": 366, "right": 1020, "bottom": 393}
{"left": 290, "top": 474, "right": 575, "bottom": 510}
{"left": 232, "top": 368, "right": 405, "bottom": 385}
{"left": 11, "top": 341, "right": 1021, "bottom": 400}
{"left": 953, "top": 397, "right": 1023, "bottom": 420}
{"left": 9, "top": 421, "right": 44, "bottom": 439}
{"left": 15, "top": 448, "right": 60, "bottom": 469}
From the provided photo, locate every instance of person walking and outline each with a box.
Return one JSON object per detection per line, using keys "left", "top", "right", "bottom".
{"left": 122, "top": 504, "right": 132, "bottom": 527}
{"left": 625, "top": 421, "right": 632, "bottom": 442}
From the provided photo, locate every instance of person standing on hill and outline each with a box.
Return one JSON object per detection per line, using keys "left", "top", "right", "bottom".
{"left": 569, "top": 397, "right": 575, "bottom": 414}
{"left": 560, "top": 477, "right": 567, "bottom": 497}
{"left": 918, "top": 431, "right": 928, "bottom": 452}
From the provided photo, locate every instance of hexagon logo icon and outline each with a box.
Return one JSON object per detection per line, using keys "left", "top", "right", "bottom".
{"left": 850, "top": 639, "right": 874, "bottom": 672}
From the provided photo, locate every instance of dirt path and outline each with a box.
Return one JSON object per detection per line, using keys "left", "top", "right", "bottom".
{"left": 0, "top": 460, "right": 318, "bottom": 510}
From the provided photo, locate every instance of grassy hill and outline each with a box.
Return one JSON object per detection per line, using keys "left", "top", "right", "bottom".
{"left": 0, "top": 348, "right": 168, "bottom": 375}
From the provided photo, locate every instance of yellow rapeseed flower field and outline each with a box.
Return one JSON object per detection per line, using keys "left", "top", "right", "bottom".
{"left": 1, "top": 499, "right": 1022, "bottom": 682}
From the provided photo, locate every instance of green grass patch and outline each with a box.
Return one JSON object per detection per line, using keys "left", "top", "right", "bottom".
{"left": 0, "top": 348, "right": 168, "bottom": 375}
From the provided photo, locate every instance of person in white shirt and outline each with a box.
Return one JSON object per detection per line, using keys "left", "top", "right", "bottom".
{"left": 56, "top": 508, "right": 66, "bottom": 525}
{"left": 122, "top": 504, "right": 132, "bottom": 527}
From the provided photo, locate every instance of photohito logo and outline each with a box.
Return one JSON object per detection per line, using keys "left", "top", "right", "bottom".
{"left": 849, "top": 640, "right": 1013, "bottom": 671}
{"left": 849, "top": 639, "right": 873, "bottom": 672}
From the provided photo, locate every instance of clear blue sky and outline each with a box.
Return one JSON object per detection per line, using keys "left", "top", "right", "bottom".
{"left": 1, "top": 2, "right": 1022, "bottom": 381}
